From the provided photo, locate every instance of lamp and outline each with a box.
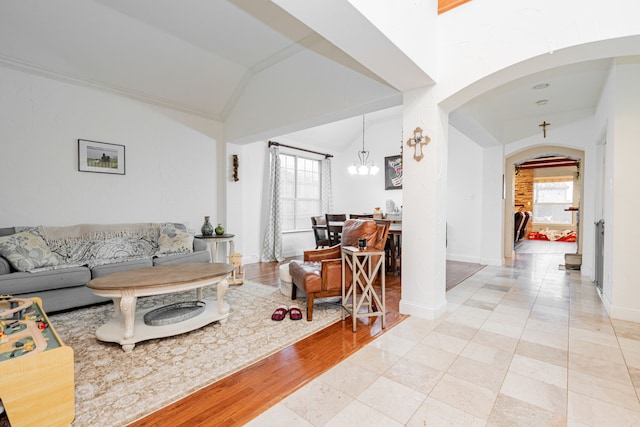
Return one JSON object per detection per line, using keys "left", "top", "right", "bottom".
{"left": 348, "top": 115, "right": 379, "bottom": 175}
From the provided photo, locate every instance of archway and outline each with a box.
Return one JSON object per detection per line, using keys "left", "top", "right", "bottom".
{"left": 504, "top": 146, "right": 585, "bottom": 259}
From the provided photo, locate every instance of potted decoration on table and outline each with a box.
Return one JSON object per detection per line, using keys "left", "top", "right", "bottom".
{"left": 201, "top": 216, "right": 214, "bottom": 236}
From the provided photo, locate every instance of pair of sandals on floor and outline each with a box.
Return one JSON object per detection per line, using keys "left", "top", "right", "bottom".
{"left": 271, "top": 305, "right": 302, "bottom": 321}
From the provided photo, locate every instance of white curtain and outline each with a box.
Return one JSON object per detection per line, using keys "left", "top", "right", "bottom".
{"left": 261, "top": 146, "right": 283, "bottom": 262}
{"left": 321, "top": 157, "right": 333, "bottom": 213}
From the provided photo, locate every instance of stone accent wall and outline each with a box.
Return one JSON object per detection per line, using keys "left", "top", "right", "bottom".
{"left": 514, "top": 169, "right": 533, "bottom": 239}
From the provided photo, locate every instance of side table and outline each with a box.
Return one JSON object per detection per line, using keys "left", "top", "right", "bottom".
{"left": 196, "top": 234, "right": 235, "bottom": 263}
{"left": 341, "top": 246, "right": 386, "bottom": 332}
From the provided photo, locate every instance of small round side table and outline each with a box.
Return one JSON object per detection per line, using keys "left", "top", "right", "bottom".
{"left": 195, "top": 234, "right": 235, "bottom": 263}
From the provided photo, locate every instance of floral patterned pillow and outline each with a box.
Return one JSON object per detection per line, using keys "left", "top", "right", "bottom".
{"left": 157, "top": 224, "right": 193, "bottom": 255}
{"left": 0, "top": 230, "right": 60, "bottom": 272}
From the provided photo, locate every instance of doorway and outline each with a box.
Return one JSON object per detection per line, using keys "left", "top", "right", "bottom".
{"left": 504, "top": 147, "right": 584, "bottom": 259}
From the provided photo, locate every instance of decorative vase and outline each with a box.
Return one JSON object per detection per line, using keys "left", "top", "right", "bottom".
{"left": 201, "top": 216, "right": 214, "bottom": 236}
{"left": 215, "top": 224, "right": 225, "bottom": 235}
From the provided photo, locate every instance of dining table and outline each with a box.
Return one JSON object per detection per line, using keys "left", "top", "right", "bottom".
{"left": 313, "top": 217, "right": 402, "bottom": 274}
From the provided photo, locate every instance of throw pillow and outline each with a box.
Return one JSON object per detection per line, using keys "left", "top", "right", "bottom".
{"left": 0, "top": 230, "right": 60, "bottom": 272}
{"left": 157, "top": 224, "right": 193, "bottom": 255}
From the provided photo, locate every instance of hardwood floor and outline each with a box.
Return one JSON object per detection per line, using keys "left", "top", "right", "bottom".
{"left": 130, "top": 258, "right": 406, "bottom": 426}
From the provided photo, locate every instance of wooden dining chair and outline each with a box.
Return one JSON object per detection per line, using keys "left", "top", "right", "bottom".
{"left": 325, "top": 213, "right": 347, "bottom": 246}
{"left": 310, "top": 216, "right": 330, "bottom": 248}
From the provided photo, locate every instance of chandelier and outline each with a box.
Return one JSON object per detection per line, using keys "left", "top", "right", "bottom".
{"left": 347, "top": 115, "right": 379, "bottom": 175}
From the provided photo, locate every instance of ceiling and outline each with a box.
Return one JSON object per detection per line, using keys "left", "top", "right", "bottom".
{"left": 0, "top": 1, "right": 614, "bottom": 151}
{"left": 277, "top": 58, "right": 612, "bottom": 149}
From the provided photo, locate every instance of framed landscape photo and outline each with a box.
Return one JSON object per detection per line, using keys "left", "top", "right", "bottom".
{"left": 78, "top": 139, "right": 125, "bottom": 175}
{"left": 384, "top": 155, "right": 402, "bottom": 190}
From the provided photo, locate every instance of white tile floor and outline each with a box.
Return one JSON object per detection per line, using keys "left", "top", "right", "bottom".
{"left": 247, "top": 252, "right": 640, "bottom": 426}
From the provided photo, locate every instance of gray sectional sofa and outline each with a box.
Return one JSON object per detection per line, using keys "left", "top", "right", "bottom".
{"left": 0, "top": 223, "right": 210, "bottom": 312}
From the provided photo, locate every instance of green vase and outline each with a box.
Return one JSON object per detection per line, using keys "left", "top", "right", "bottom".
{"left": 215, "top": 224, "right": 225, "bottom": 235}
{"left": 201, "top": 216, "right": 213, "bottom": 236}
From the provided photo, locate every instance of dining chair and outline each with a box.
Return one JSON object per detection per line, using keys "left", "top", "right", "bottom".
{"left": 310, "top": 216, "right": 330, "bottom": 248}
{"left": 325, "top": 213, "right": 347, "bottom": 246}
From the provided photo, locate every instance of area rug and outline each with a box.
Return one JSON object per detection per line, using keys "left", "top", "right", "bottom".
{"left": 48, "top": 281, "right": 342, "bottom": 426}
{"left": 446, "top": 260, "right": 486, "bottom": 291}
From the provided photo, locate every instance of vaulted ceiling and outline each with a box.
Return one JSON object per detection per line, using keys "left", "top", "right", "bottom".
{"left": 0, "top": 0, "right": 393, "bottom": 121}
{"left": 0, "top": 1, "right": 616, "bottom": 150}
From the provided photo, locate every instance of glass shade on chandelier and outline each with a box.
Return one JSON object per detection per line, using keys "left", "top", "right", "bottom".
{"left": 347, "top": 115, "right": 379, "bottom": 176}
{"left": 347, "top": 150, "right": 379, "bottom": 175}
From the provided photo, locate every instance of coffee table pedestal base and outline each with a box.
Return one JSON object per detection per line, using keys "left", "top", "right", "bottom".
{"left": 96, "top": 297, "right": 229, "bottom": 352}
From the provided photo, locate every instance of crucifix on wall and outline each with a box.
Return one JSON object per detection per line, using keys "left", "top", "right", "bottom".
{"left": 539, "top": 121, "right": 550, "bottom": 138}
{"left": 406, "top": 127, "right": 430, "bottom": 162}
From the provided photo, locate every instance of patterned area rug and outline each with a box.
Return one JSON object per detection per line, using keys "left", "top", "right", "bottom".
{"left": 49, "top": 281, "right": 342, "bottom": 426}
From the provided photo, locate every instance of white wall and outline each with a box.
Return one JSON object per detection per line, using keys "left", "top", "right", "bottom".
{"left": 480, "top": 145, "right": 505, "bottom": 266}
{"left": 446, "top": 126, "right": 483, "bottom": 263}
{"left": 230, "top": 113, "right": 404, "bottom": 262}
{"left": 0, "top": 67, "right": 222, "bottom": 231}
{"left": 592, "top": 63, "right": 615, "bottom": 310}
{"left": 228, "top": 139, "right": 329, "bottom": 263}
{"left": 436, "top": 1, "right": 640, "bottom": 108}
{"left": 332, "top": 116, "right": 403, "bottom": 216}
{"left": 609, "top": 58, "right": 640, "bottom": 322}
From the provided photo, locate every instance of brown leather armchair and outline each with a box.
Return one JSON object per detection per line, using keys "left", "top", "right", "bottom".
{"left": 289, "top": 219, "right": 390, "bottom": 321}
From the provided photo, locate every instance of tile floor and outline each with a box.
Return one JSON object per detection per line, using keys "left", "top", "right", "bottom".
{"left": 247, "top": 252, "right": 640, "bottom": 426}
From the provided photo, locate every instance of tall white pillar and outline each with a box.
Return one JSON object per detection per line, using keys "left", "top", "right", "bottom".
{"left": 400, "top": 86, "right": 448, "bottom": 319}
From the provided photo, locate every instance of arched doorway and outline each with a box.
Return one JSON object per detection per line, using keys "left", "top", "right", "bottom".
{"left": 504, "top": 146, "right": 584, "bottom": 260}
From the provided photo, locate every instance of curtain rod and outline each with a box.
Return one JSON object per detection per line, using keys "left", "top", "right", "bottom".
{"left": 268, "top": 140, "right": 333, "bottom": 158}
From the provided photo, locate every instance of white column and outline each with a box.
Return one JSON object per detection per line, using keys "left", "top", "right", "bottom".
{"left": 399, "top": 86, "right": 448, "bottom": 319}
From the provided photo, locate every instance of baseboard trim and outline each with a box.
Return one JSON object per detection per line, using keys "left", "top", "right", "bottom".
{"left": 399, "top": 298, "right": 447, "bottom": 320}
{"left": 609, "top": 304, "right": 640, "bottom": 322}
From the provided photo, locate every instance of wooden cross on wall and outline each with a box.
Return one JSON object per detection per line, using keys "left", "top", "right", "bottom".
{"left": 539, "top": 121, "right": 550, "bottom": 138}
{"left": 406, "top": 127, "right": 431, "bottom": 162}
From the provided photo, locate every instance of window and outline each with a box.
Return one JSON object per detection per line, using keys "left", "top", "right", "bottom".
{"left": 280, "top": 153, "right": 321, "bottom": 231}
{"left": 533, "top": 178, "right": 574, "bottom": 224}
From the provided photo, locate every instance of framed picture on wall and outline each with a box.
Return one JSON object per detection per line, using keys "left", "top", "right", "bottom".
{"left": 78, "top": 139, "right": 125, "bottom": 175}
{"left": 384, "top": 155, "right": 402, "bottom": 190}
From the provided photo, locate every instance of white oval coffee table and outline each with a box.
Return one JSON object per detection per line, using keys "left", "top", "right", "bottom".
{"left": 88, "top": 262, "right": 234, "bottom": 352}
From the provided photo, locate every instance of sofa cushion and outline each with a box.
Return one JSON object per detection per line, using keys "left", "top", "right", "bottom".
{"left": 158, "top": 224, "right": 193, "bottom": 255}
{"left": 153, "top": 249, "right": 210, "bottom": 265}
{"left": 0, "top": 227, "right": 15, "bottom": 237}
{"left": 0, "top": 266, "right": 91, "bottom": 294}
{"left": 0, "top": 257, "right": 11, "bottom": 275}
{"left": 0, "top": 229, "right": 60, "bottom": 272}
{"left": 289, "top": 260, "right": 322, "bottom": 293}
{"left": 91, "top": 258, "right": 154, "bottom": 279}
